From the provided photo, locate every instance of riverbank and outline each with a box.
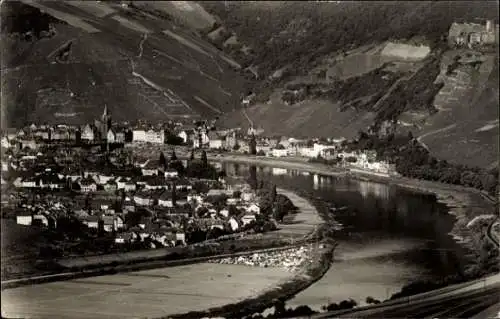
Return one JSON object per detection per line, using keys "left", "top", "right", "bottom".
{"left": 211, "top": 154, "right": 498, "bottom": 280}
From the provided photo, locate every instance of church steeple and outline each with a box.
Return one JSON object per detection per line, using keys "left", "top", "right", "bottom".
{"left": 100, "top": 104, "right": 112, "bottom": 142}
{"left": 102, "top": 104, "right": 108, "bottom": 122}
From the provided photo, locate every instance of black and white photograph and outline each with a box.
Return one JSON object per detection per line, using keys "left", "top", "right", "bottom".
{"left": 0, "top": 1, "right": 499, "bottom": 318}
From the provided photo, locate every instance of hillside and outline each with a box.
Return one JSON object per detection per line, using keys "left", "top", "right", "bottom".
{"left": 201, "top": 1, "right": 499, "bottom": 168}
{"left": 1, "top": 0, "right": 247, "bottom": 128}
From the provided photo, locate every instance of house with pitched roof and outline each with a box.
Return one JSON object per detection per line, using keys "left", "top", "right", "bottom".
{"left": 107, "top": 129, "right": 117, "bottom": 143}
{"left": 134, "top": 190, "right": 155, "bottom": 206}
{"left": 145, "top": 176, "right": 169, "bottom": 190}
{"left": 142, "top": 160, "right": 159, "bottom": 176}
{"left": 81, "top": 124, "right": 95, "bottom": 141}
{"left": 164, "top": 168, "right": 178, "bottom": 179}
{"left": 208, "top": 131, "right": 224, "bottom": 149}
{"left": 158, "top": 191, "right": 175, "bottom": 208}
{"left": 79, "top": 176, "right": 97, "bottom": 192}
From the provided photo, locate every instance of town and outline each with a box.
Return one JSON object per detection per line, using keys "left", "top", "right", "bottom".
{"left": 0, "top": 105, "right": 395, "bottom": 278}
{"left": 1, "top": 1, "right": 498, "bottom": 318}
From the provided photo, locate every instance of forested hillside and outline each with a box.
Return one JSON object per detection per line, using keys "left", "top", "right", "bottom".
{"left": 201, "top": 1, "right": 499, "bottom": 168}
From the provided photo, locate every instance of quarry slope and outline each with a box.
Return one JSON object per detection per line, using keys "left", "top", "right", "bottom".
{"left": 1, "top": 0, "right": 247, "bottom": 128}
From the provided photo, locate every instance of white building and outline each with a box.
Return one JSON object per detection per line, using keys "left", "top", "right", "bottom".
{"left": 164, "top": 169, "right": 179, "bottom": 179}
{"left": 229, "top": 217, "right": 240, "bottom": 231}
{"left": 81, "top": 124, "right": 95, "bottom": 141}
{"left": 16, "top": 215, "right": 32, "bottom": 226}
{"left": 241, "top": 214, "right": 256, "bottom": 226}
{"left": 272, "top": 148, "right": 289, "bottom": 157}
{"left": 134, "top": 192, "right": 154, "bottom": 206}
{"left": 219, "top": 208, "right": 230, "bottom": 218}
{"left": 246, "top": 203, "right": 260, "bottom": 215}
{"left": 133, "top": 129, "right": 165, "bottom": 144}
{"left": 107, "top": 129, "right": 116, "bottom": 143}
{"left": 240, "top": 191, "right": 254, "bottom": 202}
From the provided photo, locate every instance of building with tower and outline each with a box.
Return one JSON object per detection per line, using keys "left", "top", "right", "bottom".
{"left": 93, "top": 105, "right": 112, "bottom": 141}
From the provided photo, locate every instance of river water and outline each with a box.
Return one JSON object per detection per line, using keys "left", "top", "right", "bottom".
{"left": 221, "top": 162, "right": 468, "bottom": 310}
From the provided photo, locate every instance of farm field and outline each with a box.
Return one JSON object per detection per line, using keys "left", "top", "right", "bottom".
{"left": 1, "top": 263, "right": 292, "bottom": 319}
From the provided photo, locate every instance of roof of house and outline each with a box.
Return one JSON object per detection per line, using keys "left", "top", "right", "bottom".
{"left": 83, "top": 215, "right": 100, "bottom": 223}
{"left": 102, "top": 216, "right": 115, "bottom": 225}
{"left": 79, "top": 176, "right": 96, "bottom": 186}
{"left": 176, "top": 178, "right": 191, "bottom": 186}
{"left": 146, "top": 177, "right": 167, "bottom": 186}
{"left": 159, "top": 191, "right": 173, "bottom": 200}
{"left": 143, "top": 160, "right": 160, "bottom": 170}
{"left": 207, "top": 131, "right": 222, "bottom": 140}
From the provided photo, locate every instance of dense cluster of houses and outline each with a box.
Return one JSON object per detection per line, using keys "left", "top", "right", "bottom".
{"left": 1, "top": 126, "right": 273, "bottom": 248}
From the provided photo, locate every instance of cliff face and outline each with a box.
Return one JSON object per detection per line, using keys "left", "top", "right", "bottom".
{"left": 1, "top": 1, "right": 247, "bottom": 128}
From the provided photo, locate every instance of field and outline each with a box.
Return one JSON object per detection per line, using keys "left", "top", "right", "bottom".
{"left": 1, "top": 263, "right": 292, "bottom": 319}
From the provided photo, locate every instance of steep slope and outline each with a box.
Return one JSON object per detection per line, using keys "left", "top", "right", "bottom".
{"left": 415, "top": 56, "right": 499, "bottom": 168}
{"left": 203, "top": 1, "right": 498, "bottom": 168}
{"left": 1, "top": 0, "right": 247, "bottom": 128}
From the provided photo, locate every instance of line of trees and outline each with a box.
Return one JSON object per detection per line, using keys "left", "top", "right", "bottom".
{"left": 345, "top": 131, "right": 499, "bottom": 195}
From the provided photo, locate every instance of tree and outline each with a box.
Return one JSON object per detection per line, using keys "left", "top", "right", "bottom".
{"left": 271, "top": 184, "right": 277, "bottom": 202}
{"left": 166, "top": 134, "right": 184, "bottom": 145}
{"left": 201, "top": 150, "right": 208, "bottom": 167}
{"left": 171, "top": 181, "right": 177, "bottom": 206}
{"left": 249, "top": 134, "right": 257, "bottom": 155}
{"left": 159, "top": 152, "right": 167, "bottom": 170}
{"left": 190, "top": 149, "right": 195, "bottom": 161}
{"left": 248, "top": 165, "right": 258, "bottom": 190}
{"left": 408, "top": 130, "right": 414, "bottom": 140}
{"left": 233, "top": 143, "right": 240, "bottom": 151}
{"left": 171, "top": 149, "right": 178, "bottom": 161}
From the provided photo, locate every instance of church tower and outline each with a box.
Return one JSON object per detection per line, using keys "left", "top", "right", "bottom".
{"left": 101, "top": 105, "right": 112, "bottom": 139}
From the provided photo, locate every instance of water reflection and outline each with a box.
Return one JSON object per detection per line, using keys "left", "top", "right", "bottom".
{"left": 272, "top": 167, "right": 288, "bottom": 175}
{"left": 221, "top": 162, "right": 469, "bottom": 309}
{"left": 221, "top": 162, "right": 466, "bottom": 277}
{"left": 357, "top": 180, "right": 390, "bottom": 200}
{"left": 313, "top": 174, "right": 319, "bottom": 190}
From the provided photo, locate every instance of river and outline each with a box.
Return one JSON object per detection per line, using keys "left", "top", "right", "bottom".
{"left": 221, "top": 162, "right": 468, "bottom": 310}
